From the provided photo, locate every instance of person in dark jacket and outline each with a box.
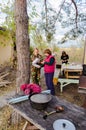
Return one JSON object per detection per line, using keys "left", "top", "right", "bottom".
{"left": 61, "top": 51, "right": 69, "bottom": 64}
{"left": 41, "top": 49, "right": 55, "bottom": 95}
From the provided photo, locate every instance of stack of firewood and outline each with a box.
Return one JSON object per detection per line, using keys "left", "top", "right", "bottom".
{"left": 0, "top": 72, "right": 11, "bottom": 87}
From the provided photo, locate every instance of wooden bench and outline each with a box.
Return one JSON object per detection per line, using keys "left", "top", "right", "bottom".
{"left": 58, "top": 78, "right": 79, "bottom": 92}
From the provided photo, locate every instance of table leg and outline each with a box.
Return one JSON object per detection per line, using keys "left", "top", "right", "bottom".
{"left": 22, "top": 121, "right": 39, "bottom": 130}
{"left": 82, "top": 96, "right": 86, "bottom": 108}
{"left": 80, "top": 71, "right": 82, "bottom": 76}
{"left": 22, "top": 121, "right": 28, "bottom": 130}
{"left": 26, "top": 125, "right": 39, "bottom": 130}
{"left": 59, "top": 81, "right": 72, "bottom": 93}
{"left": 60, "top": 83, "right": 63, "bottom": 93}
{"left": 65, "top": 71, "right": 68, "bottom": 78}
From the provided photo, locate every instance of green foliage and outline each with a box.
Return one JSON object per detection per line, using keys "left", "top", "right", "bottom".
{"left": 30, "top": 46, "right": 34, "bottom": 56}
{"left": 32, "top": 30, "right": 48, "bottom": 52}
{"left": 27, "top": 0, "right": 39, "bottom": 19}
{"left": 41, "top": 7, "right": 57, "bottom": 43}
{"left": 0, "top": 0, "right": 37, "bottom": 46}
{"left": 46, "top": 32, "right": 53, "bottom": 42}
{"left": 0, "top": 29, "right": 11, "bottom": 46}
{"left": 53, "top": 43, "right": 59, "bottom": 52}
{"left": 0, "top": 29, "right": 9, "bottom": 36}
{"left": 0, "top": 0, "right": 16, "bottom": 47}
{"left": 1, "top": 0, "right": 15, "bottom": 30}
{"left": 30, "top": 5, "right": 39, "bottom": 19}
{"left": 29, "top": 24, "right": 36, "bottom": 32}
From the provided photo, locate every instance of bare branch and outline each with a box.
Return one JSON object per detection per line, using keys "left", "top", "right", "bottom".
{"left": 57, "top": 0, "right": 66, "bottom": 19}
{"left": 71, "top": 0, "right": 78, "bottom": 28}
{"left": 44, "top": 0, "right": 48, "bottom": 30}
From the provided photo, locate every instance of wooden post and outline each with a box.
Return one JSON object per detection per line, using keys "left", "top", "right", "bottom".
{"left": 82, "top": 34, "right": 86, "bottom": 108}
{"left": 83, "top": 35, "right": 86, "bottom": 64}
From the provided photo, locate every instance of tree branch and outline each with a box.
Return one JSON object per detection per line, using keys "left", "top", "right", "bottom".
{"left": 57, "top": 0, "right": 66, "bottom": 19}
{"left": 44, "top": 0, "right": 48, "bottom": 31}
{"left": 71, "top": 0, "right": 78, "bottom": 28}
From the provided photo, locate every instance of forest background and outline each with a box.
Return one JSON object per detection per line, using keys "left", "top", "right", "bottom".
{"left": 0, "top": 0, "right": 86, "bottom": 65}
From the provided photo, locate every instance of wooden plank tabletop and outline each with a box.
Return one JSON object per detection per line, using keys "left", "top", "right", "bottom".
{"left": 7, "top": 96, "right": 86, "bottom": 130}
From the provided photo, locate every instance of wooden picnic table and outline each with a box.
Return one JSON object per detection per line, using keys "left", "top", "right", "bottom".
{"left": 61, "top": 63, "right": 82, "bottom": 79}
{"left": 58, "top": 63, "right": 82, "bottom": 92}
{"left": 8, "top": 95, "right": 86, "bottom": 130}
{"left": 64, "top": 69, "right": 82, "bottom": 79}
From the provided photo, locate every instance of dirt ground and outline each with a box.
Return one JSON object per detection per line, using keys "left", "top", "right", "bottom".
{"left": 0, "top": 64, "right": 86, "bottom": 130}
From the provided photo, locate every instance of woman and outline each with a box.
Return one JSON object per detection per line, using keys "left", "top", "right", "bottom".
{"left": 61, "top": 51, "right": 69, "bottom": 64}
{"left": 31, "top": 48, "right": 42, "bottom": 85}
{"left": 41, "top": 49, "right": 55, "bottom": 95}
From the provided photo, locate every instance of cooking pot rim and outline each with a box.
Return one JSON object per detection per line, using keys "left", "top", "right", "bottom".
{"left": 29, "top": 93, "right": 52, "bottom": 103}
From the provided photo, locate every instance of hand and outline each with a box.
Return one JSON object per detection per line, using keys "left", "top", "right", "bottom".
{"left": 38, "top": 66, "right": 41, "bottom": 68}
{"left": 41, "top": 61, "right": 45, "bottom": 64}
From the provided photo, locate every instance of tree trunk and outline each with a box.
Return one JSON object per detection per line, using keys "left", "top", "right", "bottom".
{"left": 15, "top": 0, "right": 30, "bottom": 93}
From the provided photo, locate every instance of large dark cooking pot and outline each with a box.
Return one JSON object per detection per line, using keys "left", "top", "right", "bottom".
{"left": 29, "top": 93, "right": 52, "bottom": 110}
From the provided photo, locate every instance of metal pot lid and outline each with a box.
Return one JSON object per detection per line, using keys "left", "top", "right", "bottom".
{"left": 53, "top": 119, "right": 76, "bottom": 130}
{"left": 30, "top": 93, "right": 52, "bottom": 103}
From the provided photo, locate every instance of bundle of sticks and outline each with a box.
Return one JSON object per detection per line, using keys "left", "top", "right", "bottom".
{"left": 0, "top": 72, "right": 11, "bottom": 87}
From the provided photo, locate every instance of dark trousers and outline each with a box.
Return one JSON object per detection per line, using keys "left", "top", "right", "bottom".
{"left": 45, "top": 72, "right": 55, "bottom": 95}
